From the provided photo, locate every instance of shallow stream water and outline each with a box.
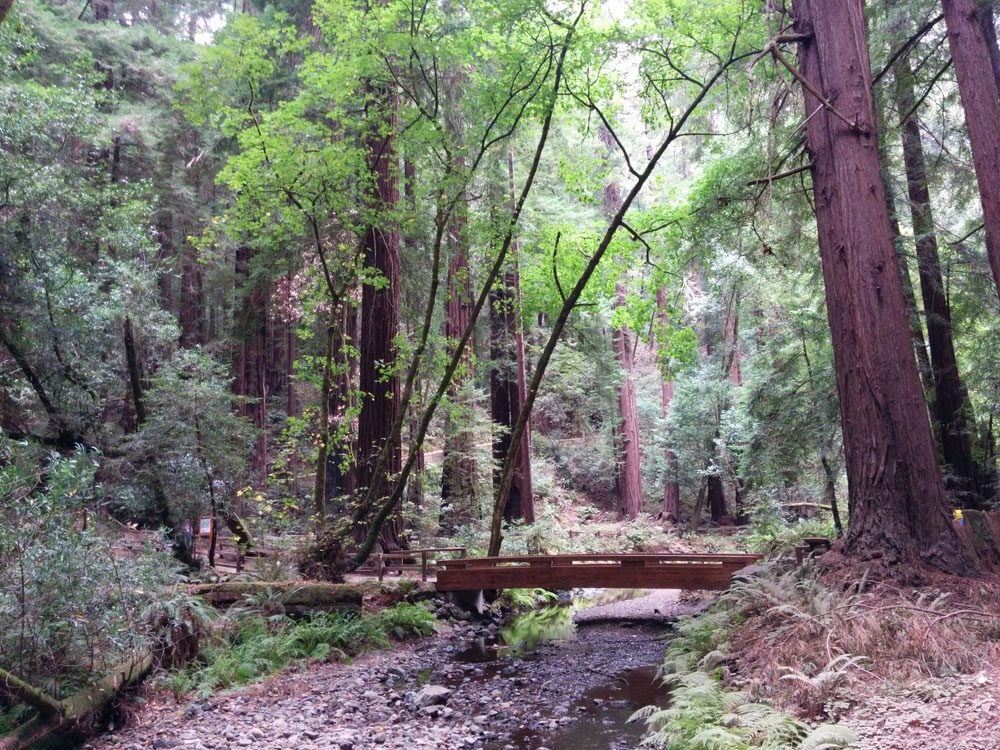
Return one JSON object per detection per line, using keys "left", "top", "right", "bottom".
{"left": 451, "top": 603, "right": 672, "bottom": 750}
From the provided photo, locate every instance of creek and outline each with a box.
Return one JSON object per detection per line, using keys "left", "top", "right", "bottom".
{"left": 84, "top": 591, "right": 682, "bottom": 750}
{"left": 448, "top": 600, "right": 673, "bottom": 750}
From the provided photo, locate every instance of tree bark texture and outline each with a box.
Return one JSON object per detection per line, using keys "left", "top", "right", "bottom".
{"left": 656, "top": 288, "right": 680, "bottom": 523}
{"left": 179, "top": 244, "right": 204, "bottom": 348}
{"left": 438, "top": 0, "right": 477, "bottom": 533}
{"left": 356, "top": 80, "right": 403, "bottom": 550}
{"left": 0, "top": 652, "right": 154, "bottom": 750}
{"left": 940, "top": 0, "right": 1000, "bottom": 298}
{"left": 490, "top": 154, "right": 534, "bottom": 524}
{"left": 613, "top": 284, "right": 644, "bottom": 519}
{"left": 123, "top": 315, "right": 146, "bottom": 429}
{"left": 893, "top": 49, "right": 986, "bottom": 507}
{"left": 601, "top": 126, "right": 643, "bottom": 519}
{"left": 233, "top": 245, "right": 268, "bottom": 478}
{"left": 439, "top": 218, "right": 477, "bottom": 529}
{"left": 976, "top": 1, "right": 1000, "bottom": 92}
{"left": 792, "top": 0, "right": 973, "bottom": 573}
{"left": 659, "top": 379, "right": 681, "bottom": 521}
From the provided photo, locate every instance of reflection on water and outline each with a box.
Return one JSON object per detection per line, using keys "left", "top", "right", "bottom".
{"left": 458, "top": 605, "right": 577, "bottom": 662}
{"left": 509, "top": 664, "right": 668, "bottom": 750}
{"left": 453, "top": 605, "right": 670, "bottom": 749}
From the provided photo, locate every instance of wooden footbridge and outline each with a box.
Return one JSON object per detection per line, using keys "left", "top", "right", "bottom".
{"left": 435, "top": 553, "right": 761, "bottom": 592}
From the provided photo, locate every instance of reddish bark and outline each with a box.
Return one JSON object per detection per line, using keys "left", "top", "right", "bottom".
{"left": 440, "top": 234, "right": 477, "bottom": 526}
{"left": 601, "top": 127, "right": 643, "bottom": 519}
{"left": 356, "top": 80, "right": 403, "bottom": 550}
{"left": 706, "top": 473, "right": 727, "bottom": 522}
{"left": 976, "top": 1, "right": 1000, "bottom": 91}
{"left": 792, "top": 0, "right": 973, "bottom": 572}
{"left": 894, "top": 49, "right": 986, "bottom": 506}
{"left": 940, "top": 0, "right": 1000, "bottom": 298}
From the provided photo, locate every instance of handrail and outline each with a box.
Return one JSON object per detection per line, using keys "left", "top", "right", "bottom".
{"left": 369, "top": 546, "right": 467, "bottom": 581}
{"left": 434, "top": 553, "right": 761, "bottom": 592}
{"left": 437, "top": 553, "right": 760, "bottom": 568}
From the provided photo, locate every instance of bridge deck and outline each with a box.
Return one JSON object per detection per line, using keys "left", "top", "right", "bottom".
{"left": 435, "top": 553, "right": 761, "bottom": 591}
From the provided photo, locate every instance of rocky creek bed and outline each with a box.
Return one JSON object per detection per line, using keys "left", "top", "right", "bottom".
{"left": 83, "top": 595, "right": 689, "bottom": 750}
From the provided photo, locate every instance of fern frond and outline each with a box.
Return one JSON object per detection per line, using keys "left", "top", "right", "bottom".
{"left": 798, "top": 723, "right": 858, "bottom": 750}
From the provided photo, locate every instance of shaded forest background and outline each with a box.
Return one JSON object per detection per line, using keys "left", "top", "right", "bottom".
{"left": 3, "top": 0, "right": 1000, "bottom": 710}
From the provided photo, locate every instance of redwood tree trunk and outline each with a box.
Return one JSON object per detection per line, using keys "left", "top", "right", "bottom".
{"left": 438, "top": 0, "right": 477, "bottom": 533}
{"left": 490, "top": 152, "right": 534, "bottom": 524}
{"left": 893, "top": 48, "right": 986, "bottom": 507}
{"left": 976, "top": 1, "right": 1000, "bottom": 91}
{"left": 233, "top": 245, "right": 268, "bottom": 479}
{"left": 356, "top": 80, "right": 403, "bottom": 550}
{"left": 179, "top": 244, "right": 204, "bottom": 348}
{"left": 940, "top": 0, "right": 1000, "bottom": 298}
{"left": 792, "top": 0, "right": 973, "bottom": 573}
{"left": 601, "top": 127, "right": 643, "bottom": 519}
{"left": 440, "top": 238, "right": 477, "bottom": 529}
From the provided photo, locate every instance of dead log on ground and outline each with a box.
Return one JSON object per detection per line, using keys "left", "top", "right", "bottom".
{"left": 0, "top": 651, "right": 153, "bottom": 750}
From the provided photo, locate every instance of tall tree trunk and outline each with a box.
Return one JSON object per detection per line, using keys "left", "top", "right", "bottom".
{"left": 613, "top": 284, "right": 644, "bottom": 519}
{"left": 940, "top": 0, "right": 1000, "bottom": 298}
{"left": 313, "top": 318, "right": 336, "bottom": 521}
{"left": 791, "top": 0, "right": 974, "bottom": 573}
{"left": 438, "top": 0, "right": 478, "bottom": 533}
{"left": 123, "top": 316, "right": 145, "bottom": 429}
{"left": 490, "top": 151, "right": 534, "bottom": 524}
{"left": 356, "top": 79, "right": 403, "bottom": 550}
{"left": 655, "top": 290, "right": 680, "bottom": 523}
{"left": 976, "top": 0, "right": 1000, "bottom": 91}
{"left": 439, "top": 229, "right": 477, "bottom": 529}
{"left": 893, "top": 47, "right": 986, "bottom": 507}
{"left": 601, "top": 127, "right": 643, "bottom": 519}
{"left": 179, "top": 243, "right": 203, "bottom": 348}
{"left": 233, "top": 245, "right": 268, "bottom": 479}
{"left": 871, "top": 66, "right": 935, "bottom": 397}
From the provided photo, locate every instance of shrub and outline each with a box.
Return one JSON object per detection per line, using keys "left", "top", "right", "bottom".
{"left": 168, "top": 602, "right": 437, "bottom": 698}
{"left": 0, "top": 440, "right": 178, "bottom": 698}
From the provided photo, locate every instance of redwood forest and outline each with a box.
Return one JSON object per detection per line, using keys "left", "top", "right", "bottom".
{"left": 3, "top": 0, "right": 1000, "bottom": 748}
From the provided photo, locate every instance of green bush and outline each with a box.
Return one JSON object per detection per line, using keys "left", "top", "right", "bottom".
{"left": 168, "top": 602, "right": 436, "bottom": 698}
{"left": 0, "top": 440, "right": 178, "bottom": 698}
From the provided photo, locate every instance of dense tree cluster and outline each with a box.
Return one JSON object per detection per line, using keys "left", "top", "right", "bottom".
{"left": 2, "top": 0, "right": 999, "bottom": 586}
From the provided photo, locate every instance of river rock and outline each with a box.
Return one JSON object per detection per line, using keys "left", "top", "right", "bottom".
{"left": 414, "top": 685, "right": 452, "bottom": 707}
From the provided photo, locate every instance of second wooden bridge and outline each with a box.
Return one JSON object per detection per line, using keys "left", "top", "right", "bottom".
{"left": 435, "top": 553, "right": 761, "bottom": 592}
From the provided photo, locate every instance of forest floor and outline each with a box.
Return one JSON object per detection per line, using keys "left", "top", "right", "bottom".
{"left": 720, "top": 557, "right": 1000, "bottom": 750}
{"left": 83, "top": 596, "right": 702, "bottom": 750}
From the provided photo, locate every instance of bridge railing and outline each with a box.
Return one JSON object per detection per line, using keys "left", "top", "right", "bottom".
{"left": 435, "top": 552, "right": 761, "bottom": 591}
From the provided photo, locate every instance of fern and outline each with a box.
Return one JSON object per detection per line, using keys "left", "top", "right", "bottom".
{"left": 798, "top": 724, "right": 858, "bottom": 750}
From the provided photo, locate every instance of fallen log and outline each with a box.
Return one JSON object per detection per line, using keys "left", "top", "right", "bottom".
{"left": 187, "top": 581, "right": 363, "bottom": 614}
{"left": 0, "top": 651, "right": 153, "bottom": 750}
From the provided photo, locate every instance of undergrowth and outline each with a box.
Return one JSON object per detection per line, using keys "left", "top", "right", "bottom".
{"left": 635, "top": 588, "right": 857, "bottom": 749}
{"left": 638, "top": 558, "right": 1000, "bottom": 748}
{"left": 166, "top": 602, "right": 435, "bottom": 698}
